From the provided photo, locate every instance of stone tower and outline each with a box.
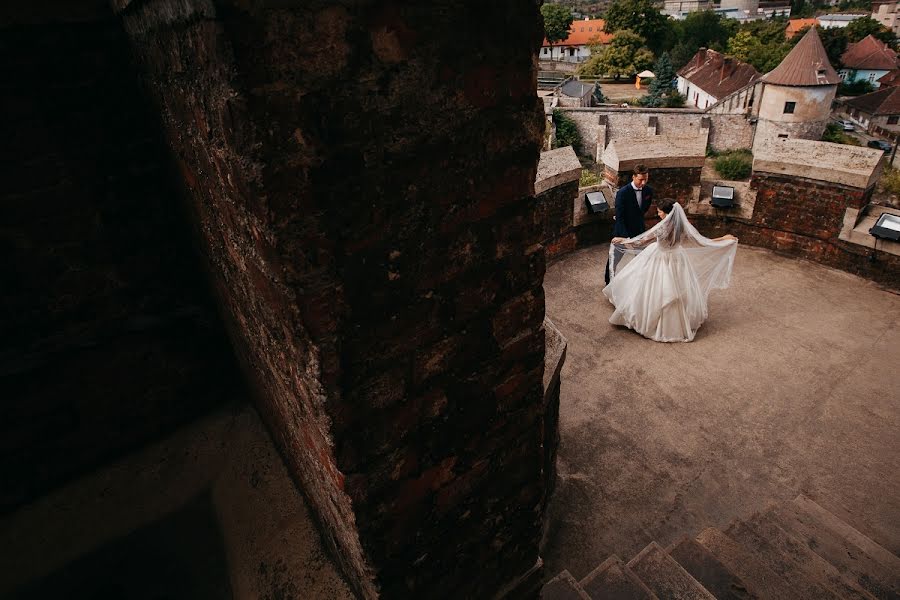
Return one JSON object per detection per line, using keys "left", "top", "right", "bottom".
{"left": 753, "top": 27, "right": 841, "bottom": 148}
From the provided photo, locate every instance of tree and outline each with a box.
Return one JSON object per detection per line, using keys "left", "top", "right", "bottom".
{"left": 727, "top": 27, "right": 792, "bottom": 73}
{"left": 679, "top": 10, "right": 738, "bottom": 52}
{"left": 642, "top": 52, "right": 677, "bottom": 107}
{"left": 845, "top": 16, "right": 897, "bottom": 48}
{"left": 592, "top": 82, "right": 608, "bottom": 104}
{"left": 804, "top": 26, "right": 848, "bottom": 69}
{"left": 579, "top": 29, "right": 655, "bottom": 80}
{"left": 541, "top": 4, "right": 575, "bottom": 59}
{"left": 603, "top": 0, "right": 672, "bottom": 53}
{"left": 552, "top": 109, "right": 581, "bottom": 150}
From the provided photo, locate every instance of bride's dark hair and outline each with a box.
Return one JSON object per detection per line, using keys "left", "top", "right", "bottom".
{"left": 656, "top": 197, "right": 677, "bottom": 214}
{"left": 656, "top": 198, "right": 682, "bottom": 247}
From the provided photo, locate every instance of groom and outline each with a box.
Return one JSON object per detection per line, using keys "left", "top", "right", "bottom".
{"left": 605, "top": 164, "right": 654, "bottom": 284}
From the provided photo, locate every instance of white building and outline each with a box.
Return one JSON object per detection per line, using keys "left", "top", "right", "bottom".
{"left": 817, "top": 13, "right": 867, "bottom": 28}
{"left": 677, "top": 48, "right": 762, "bottom": 109}
{"left": 872, "top": 0, "right": 900, "bottom": 37}
{"left": 540, "top": 18, "right": 613, "bottom": 63}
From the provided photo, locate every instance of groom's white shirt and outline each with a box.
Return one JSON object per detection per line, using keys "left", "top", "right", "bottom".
{"left": 631, "top": 182, "right": 643, "bottom": 209}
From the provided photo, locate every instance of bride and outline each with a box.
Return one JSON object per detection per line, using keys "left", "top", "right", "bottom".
{"left": 602, "top": 198, "right": 738, "bottom": 342}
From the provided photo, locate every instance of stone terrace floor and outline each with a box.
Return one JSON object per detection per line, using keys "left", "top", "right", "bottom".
{"left": 542, "top": 245, "right": 900, "bottom": 580}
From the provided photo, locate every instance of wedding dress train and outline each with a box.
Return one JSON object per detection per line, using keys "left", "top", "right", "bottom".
{"left": 602, "top": 203, "right": 737, "bottom": 342}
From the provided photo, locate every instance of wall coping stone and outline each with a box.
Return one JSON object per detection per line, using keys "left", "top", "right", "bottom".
{"left": 558, "top": 107, "right": 706, "bottom": 115}
{"left": 542, "top": 317, "right": 567, "bottom": 400}
{"left": 839, "top": 205, "right": 900, "bottom": 257}
{"left": 536, "top": 147, "right": 582, "bottom": 195}
{"left": 601, "top": 135, "right": 707, "bottom": 171}
{"left": 753, "top": 138, "right": 884, "bottom": 189}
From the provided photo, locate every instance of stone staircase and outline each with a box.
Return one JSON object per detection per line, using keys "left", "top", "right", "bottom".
{"left": 538, "top": 71, "right": 569, "bottom": 90}
{"left": 542, "top": 495, "right": 900, "bottom": 600}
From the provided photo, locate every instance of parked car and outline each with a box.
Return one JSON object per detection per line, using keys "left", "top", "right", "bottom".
{"left": 837, "top": 119, "right": 855, "bottom": 131}
{"left": 867, "top": 139, "right": 893, "bottom": 152}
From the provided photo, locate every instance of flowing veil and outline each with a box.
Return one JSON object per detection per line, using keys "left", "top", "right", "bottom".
{"left": 608, "top": 203, "right": 736, "bottom": 296}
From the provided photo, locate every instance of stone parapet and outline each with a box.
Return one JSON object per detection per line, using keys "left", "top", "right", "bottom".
{"left": 753, "top": 138, "right": 884, "bottom": 191}
{"left": 536, "top": 146, "right": 582, "bottom": 195}
{"left": 601, "top": 135, "right": 708, "bottom": 172}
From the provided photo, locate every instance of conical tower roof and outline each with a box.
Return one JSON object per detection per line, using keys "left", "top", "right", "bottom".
{"left": 762, "top": 26, "right": 840, "bottom": 86}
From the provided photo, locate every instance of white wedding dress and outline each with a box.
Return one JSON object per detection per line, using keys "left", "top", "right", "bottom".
{"left": 602, "top": 203, "right": 737, "bottom": 342}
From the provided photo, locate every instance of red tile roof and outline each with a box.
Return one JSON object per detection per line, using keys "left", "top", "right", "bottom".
{"left": 677, "top": 48, "right": 761, "bottom": 99}
{"left": 845, "top": 84, "right": 900, "bottom": 115}
{"left": 763, "top": 26, "right": 840, "bottom": 86}
{"left": 542, "top": 18, "right": 614, "bottom": 47}
{"left": 878, "top": 69, "right": 900, "bottom": 86}
{"left": 785, "top": 18, "right": 819, "bottom": 40}
{"left": 840, "top": 34, "right": 899, "bottom": 71}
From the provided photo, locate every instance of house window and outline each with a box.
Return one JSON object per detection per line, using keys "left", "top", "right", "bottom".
{"left": 778, "top": 134, "right": 789, "bottom": 138}
{"left": 569, "top": 48, "right": 575, "bottom": 56}
{"left": 784, "top": 101, "right": 796, "bottom": 114}
{"left": 542, "top": 48, "right": 548, "bottom": 54}
{"left": 869, "top": 72, "right": 877, "bottom": 82}
{"left": 889, "top": 115, "right": 899, "bottom": 125}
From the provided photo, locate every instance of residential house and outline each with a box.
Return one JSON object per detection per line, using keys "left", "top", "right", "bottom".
{"left": 878, "top": 69, "right": 900, "bottom": 86}
{"left": 677, "top": 48, "right": 761, "bottom": 109}
{"left": 540, "top": 18, "right": 613, "bottom": 63}
{"left": 839, "top": 34, "right": 899, "bottom": 87}
{"left": 872, "top": 0, "right": 900, "bottom": 36}
{"left": 785, "top": 18, "right": 819, "bottom": 39}
{"left": 843, "top": 85, "right": 900, "bottom": 138}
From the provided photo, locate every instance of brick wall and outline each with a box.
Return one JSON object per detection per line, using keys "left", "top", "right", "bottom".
{"left": 0, "top": 10, "right": 243, "bottom": 513}
{"left": 607, "top": 166, "right": 702, "bottom": 208}
{"left": 118, "top": 2, "right": 549, "bottom": 598}
{"left": 689, "top": 173, "right": 900, "bottom": 289}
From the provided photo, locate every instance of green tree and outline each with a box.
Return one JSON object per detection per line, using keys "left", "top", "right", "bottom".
{"left": 642, "top": 52, "right": 677, "bottom": 107}
{"left": 845, "top": 16, "right": 897, "bottom": 48}
{"left": 727, "top": 27, "right": 792, "bottom": 73}
{"left": 603, "top": 0, "right": 672, "bottom": 52}
{"left": 679, "top": 10, "right": 738, "bottom": 52}
{"left": 552, "top": 109, "right": 581, "bottom": 150}
{"left": 818, "top": 27, "right": 849, "bottom": 69}
{"left": 592, "top": 82, "right": 608, "bottom": 104}
{"left": 579, "top": 29, "right": 655, "bottom": 80}
{"left": 541, "top": 3, "right": 575, "bottom": 59}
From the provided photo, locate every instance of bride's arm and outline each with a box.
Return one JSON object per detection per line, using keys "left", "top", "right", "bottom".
{"left": 711, "top": 234, "right": 738, "bottom": 243}
{"left": 611, "top": 235, "right": 654, "bottom": 248}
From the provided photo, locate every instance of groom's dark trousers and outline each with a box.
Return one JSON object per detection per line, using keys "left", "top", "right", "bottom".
{"left": 605, "top": 183, "right": 654, "bottom": 284}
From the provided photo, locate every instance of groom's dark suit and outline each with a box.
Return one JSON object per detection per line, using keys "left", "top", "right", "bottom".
{"left": 605, "top": 182, "right": 654, "bottom": 284}
{"left": 612, "top": 182, "right": 654, "bottom": 238}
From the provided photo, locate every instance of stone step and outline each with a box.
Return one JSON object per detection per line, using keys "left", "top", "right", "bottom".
{"left": 768, "top": 502, "right": 900, "bottom": 600}
{"left": 542, "top": 570, "right": 592, "bottom": 600}
{"left": 724, "top": 518, "right": 843, "bottom": 600}
{"left": 746, "top": 511, "right": 877, "bottom": 600}
{"left": 792, "top": 495, "right": 900, "bottom": 577}
{"left": 667, "top": 535, "right": 757, "bottom": 600}
{"left": 579, "top": 555, "right": 658, "bottom": 600}
{"left": 695, "top": 527, "right": 797, "bottom": 600}
{"left": 626, "top": 541, "right": 716, "bottom": 600}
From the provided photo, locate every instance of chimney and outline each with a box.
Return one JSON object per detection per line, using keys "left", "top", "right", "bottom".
{"left": 721, "top": 57, "right": 733, "bottom": 80}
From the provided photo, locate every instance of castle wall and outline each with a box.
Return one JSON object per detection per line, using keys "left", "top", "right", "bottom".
{"left": 754, "top": 83, "right": 836, "bottom": 144}
{"left": 557, "top": 107, "right": 755, "bottom": 159}
{"left": 117, "top": 2, "right": 550, "bottom": 598}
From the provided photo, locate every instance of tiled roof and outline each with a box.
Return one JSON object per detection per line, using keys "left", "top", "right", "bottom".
{"left": 785, "top": 18, "right": 819, "bottom": 39}
{"left": 845, "top": 85, "right": 900, "bottom": 115}
{"left": 560, "top": 80, "right": 593, "bottom": 98}
{"left": 542, "top": 18, "right": 614, "bottom": 47}
{"left": 763, "top": 26, "right": 840, "bottom": 85}
{"left": 878, "top": 69, "right": 900, "bottom": 87}
{"left": 840, "top": 35, "right": 899, "bottom": 71}
{"left": 676, "top": 48, "right": 761, "bottom": 99}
